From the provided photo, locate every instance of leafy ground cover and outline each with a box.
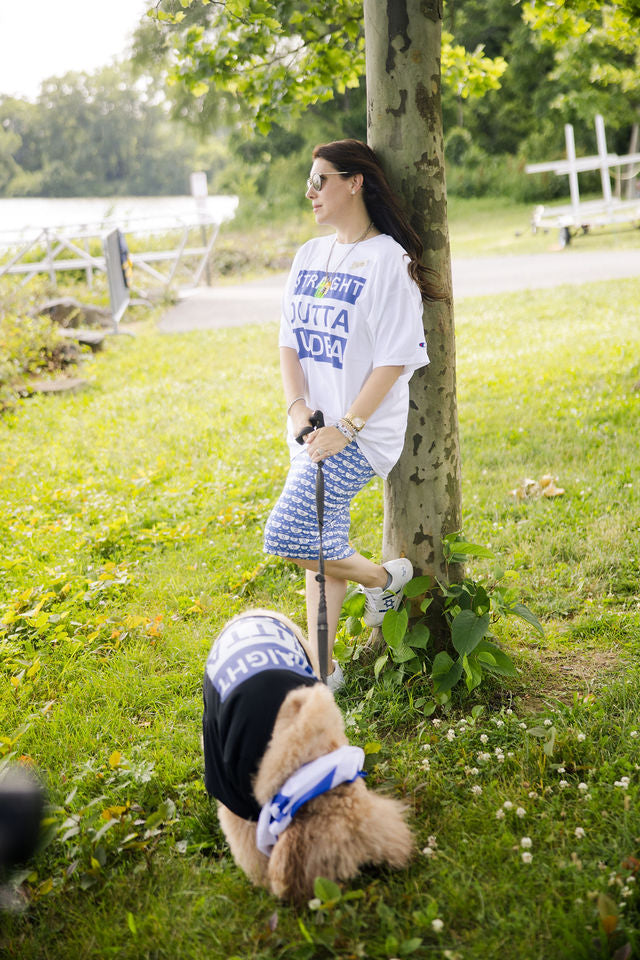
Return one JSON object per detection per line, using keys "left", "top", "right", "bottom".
{"left": 1, "top": 266, "right": 639, "bottom": 958}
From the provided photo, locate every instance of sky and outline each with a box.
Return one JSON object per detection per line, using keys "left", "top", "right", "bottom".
{"left": 0, "top": 0, "right": 150, "bottom": 100}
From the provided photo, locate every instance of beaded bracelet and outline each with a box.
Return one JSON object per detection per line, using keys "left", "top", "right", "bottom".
{"left": 336, "top": 420, "right": 356, "bottom": 443}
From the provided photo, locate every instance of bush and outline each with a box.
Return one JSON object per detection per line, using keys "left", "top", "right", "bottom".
{"left": 0, "top": 311, "right": 70, "bottom": 408}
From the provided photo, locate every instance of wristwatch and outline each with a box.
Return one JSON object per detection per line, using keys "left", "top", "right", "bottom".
{"left": 346, "top": 415, "right": 366, "bottom": 432}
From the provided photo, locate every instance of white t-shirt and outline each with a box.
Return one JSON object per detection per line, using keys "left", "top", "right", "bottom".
{"left": 279, "top": 232, "right": 429, "bottom": 479}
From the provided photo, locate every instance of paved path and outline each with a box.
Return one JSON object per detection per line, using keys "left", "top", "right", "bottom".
{"left": 157, "top": 248, "right": 639, "bottom": 333}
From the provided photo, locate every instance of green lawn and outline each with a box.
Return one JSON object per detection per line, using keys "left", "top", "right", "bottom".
{"left": 1, "top": 269, "right": 640, "bottom": 958}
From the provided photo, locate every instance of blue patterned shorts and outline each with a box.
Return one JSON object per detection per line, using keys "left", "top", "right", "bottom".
{"left": 263, "top": 444, "right": 375, "bottom": 561}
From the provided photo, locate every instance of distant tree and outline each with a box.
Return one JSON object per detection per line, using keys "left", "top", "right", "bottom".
{"left": 523, "top": 0, "right": 640, "bottom": 154}
{"left": 0, "top": 64, "right": 220, "bottom": 198}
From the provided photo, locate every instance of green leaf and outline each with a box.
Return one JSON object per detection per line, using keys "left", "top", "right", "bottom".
{"left": 364, "top": 741, "right": 382, "bottom": 755}
{"left": 385, "top": 936, "right": 399, "bottom": 955}
{"left": 399, "top": 938, "right": 424, "bottom": 956}
{"left": 342, "top": 589, "right": 365, "bottom": 618}
{"left": 463, "top": 654, "right": 483, "bottom": 692}
{"left": 471, "top": 584, "right": 491, "bottom": 615}
{"left": 298, "top": 917, "right": 314, "bottom": 943}
{"left": 404, "top": 575, "right": 435, "bottom": 598}
{"left": 344, "top": 616, "right": 362, "bottom": 637}
{"left": 527, "top": 726, "right": 549, "bottom": 738}
{"left": 374, "top": 654, "right": 388, "bottom": 680}
{"left": 126, "top": 912, "right": 137, "bottom": 935}
{"left": 314, "top": 876, "right": 341, "bottom": 903}
{"left": 431, "top": 651, "right": 464, "bottom": 693}
{"left": 475, "top": 640, "right": 517, "bottom": 676}
{"left": 443, "top": 536, "right": 496, "bottom": 562}
{"left": 92, "top": 818, "right": 118, "bottom": 845}
{"left": 390, "top": 643, "right": 417, "bottom": 664}
{"left": 451, "top": 610, "right": 490, "bottom": 656}
{"left": 382, "top": 607, "right": 408, "bottom": 647}
{"left": 406, "top": 622, "right": 430, "bottom": 649}
{"left": 144, "top": 798, "right": 176, "bottom": 830}
{"left": 508, "top": 602, "right": 545, "bottom": 636}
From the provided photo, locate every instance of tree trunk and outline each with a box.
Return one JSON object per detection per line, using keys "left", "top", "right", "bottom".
{"left": 363, "top": 0, "right": 462, "bottom": 640}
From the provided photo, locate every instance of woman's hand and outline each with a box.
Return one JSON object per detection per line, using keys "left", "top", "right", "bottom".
{"left": 289, "top": 403, "right": 315, "bottom": 440}
{"left": 305, "top": 425, "right": 350, "bottom": 461}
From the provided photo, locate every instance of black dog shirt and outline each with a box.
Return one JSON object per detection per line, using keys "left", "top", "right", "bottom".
{"left": 202, "top": 615, "right": 318, "bottom": 821}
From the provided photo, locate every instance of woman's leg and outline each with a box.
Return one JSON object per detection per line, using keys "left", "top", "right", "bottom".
{"left": 295, "top": 553, "right": 389, "bottom": 674}
{"left": 305, "top": 570, "right": 348, "bottom": 672}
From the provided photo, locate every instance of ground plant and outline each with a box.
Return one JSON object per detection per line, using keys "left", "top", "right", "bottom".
{"left": 0, "top": 215, "right": 639, "bottom": 957}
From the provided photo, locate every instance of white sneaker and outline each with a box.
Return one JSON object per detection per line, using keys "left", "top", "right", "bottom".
{"left": 326, "top": 660, "right": 345, "bottom": 693}
{"left": 360, "top": 558, "right": 413, "bottom": 627}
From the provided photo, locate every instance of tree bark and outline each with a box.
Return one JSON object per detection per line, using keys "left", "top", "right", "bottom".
{"left": 363, "top": 0, "right": 462, "bottom": 629}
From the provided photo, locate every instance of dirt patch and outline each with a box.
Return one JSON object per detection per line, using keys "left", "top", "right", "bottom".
{"left": 514, "top": 644, "right": 624, "bottom": 713}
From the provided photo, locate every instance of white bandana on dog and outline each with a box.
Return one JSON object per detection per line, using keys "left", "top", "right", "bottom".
{"left": 256, "top": 745, "right": 365, "bottom": 856}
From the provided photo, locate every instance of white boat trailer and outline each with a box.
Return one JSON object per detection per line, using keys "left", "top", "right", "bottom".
{"left": 525, "top": 115, "right": 640, "bottom": 246}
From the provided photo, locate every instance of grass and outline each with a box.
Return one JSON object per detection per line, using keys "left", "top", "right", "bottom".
{"left": 1, "top": 253, "right": 640, "bottom": 957}
{"left": 446, "top": 195, "right": 640, "bottom": 257}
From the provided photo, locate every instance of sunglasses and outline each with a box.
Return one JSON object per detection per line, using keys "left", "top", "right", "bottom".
{"left": 306, "top": 171, "right": 350, "bottom": 192}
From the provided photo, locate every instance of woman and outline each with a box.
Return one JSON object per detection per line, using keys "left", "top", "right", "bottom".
{"left": 264, "top": 139, "right": 440, "bottom": 690}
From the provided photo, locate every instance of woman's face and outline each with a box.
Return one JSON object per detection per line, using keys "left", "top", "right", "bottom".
{"left": 305, "top": 159, "right": 355, "bottom": 228}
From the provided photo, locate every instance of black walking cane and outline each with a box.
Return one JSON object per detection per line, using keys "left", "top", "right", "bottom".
{"left": 295, "top": 410, "right": 329, "bottom": 683}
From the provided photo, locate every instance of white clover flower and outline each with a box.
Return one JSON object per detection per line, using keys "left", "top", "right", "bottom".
{"left": 519, "top": 723, "right": 527, "bottom": 729}
{"left": 506, "top": 708, "right": 514, "bottom": 715}
{"left": 575, "top": 827, "right": 586, "bottom": 839}
{"left": 614, "top": 777, "right": 631, "bottom": 789}
{"left": 507, "top": 752, "right": 515, "bottom": 758}
{"left": 521, "top": 851, "right": 533, "bottom": 864}
{"left": 422, "top": 743, "right": 432, "bottom": 751}
{"left": 521, "top": 837, "right": 532, "bottom": 849}
{"left": 422, "top": 845, "right": 436, "bottom": 858}
{"left": 516, "top": 807, "right": 526, "bottom": 818}
{"left": 559, "top": 780, "right": 569, "bottom": 789}
{"left": 578, "top": 782, "right": 588, "bottom": 792}
{"left": 628, "top": 876, "right": 636, "bottom": 883}
{"left": 494, "top": 747, "right": 503, "bottom": 757}
{"left": 497, "top": 755, "right": 505, "bottom": 763}
{"left": 478, "top": 752, "right": 491, "bottom": 762}
{"left": 630, "top": 731, "right": 638, "bottom": 739}
{"left": 471, "top": 785, "right": 483, "bottom": 796}
{"left": 446, "top": 728, "right": 456, "bottom": 741}
{"left": 432, "top": 719, "right": 442, "bottom": 727}
{"left": 422, "top": 758, "right": 431, "bottom": 770}
{"left": 480, "top": 734, "right": 489, "bottom": 744}
{"left": 621, "top": 886, "right": 632, "bottom": 897}
{"left": 432, "top": 918, "right": 444, "bottom": 933}
{"left": 427, "top": 835, "right": 438, "bottom": 848}
{"left": 544, "top": 719, "right": 553, "bottom": 727}
{"left": 496, "top": 720, "right": 505, "bottom": 727}
{"left": 470, "top": 767, "right": 479, "bottom": 776}
{"left": 577, "top": 733, "right": 586, "bottom": 742}
{"left": 528, "top": 791, "right": 538, "bottom": 799}
{"left": 503, "top": 800, "right": 514, "bottom": 810}
{"left": 558, "top": 767, "right": 566, "bottom": 774}
{"left": 496, "top": 808, "right": 505, "bottom": 820}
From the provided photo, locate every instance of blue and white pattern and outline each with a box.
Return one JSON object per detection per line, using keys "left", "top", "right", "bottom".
{"left": 256, "top": 745, "right": 366, "bottom": 856}
{"left": 263, "top": 444, "right": 375, "bottom": 561}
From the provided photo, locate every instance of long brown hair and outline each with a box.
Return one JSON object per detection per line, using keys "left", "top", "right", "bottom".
{"left": 312, "top": 139, "right": 444, "bottom": 302}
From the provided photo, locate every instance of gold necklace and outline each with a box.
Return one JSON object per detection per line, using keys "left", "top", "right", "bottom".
{"left": 314, "top": 222, "right": 373, "bottom": 299}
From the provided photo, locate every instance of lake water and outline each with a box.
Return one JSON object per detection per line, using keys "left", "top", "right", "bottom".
{"left": 0, "top": 195, "right": 239, "bottom": 244}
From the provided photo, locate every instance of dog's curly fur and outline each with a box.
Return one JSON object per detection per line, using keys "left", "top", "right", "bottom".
{"left": 214, "top": 620, "right": 413, "bottom": 903}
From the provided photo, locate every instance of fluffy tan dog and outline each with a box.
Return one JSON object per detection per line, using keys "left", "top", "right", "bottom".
{"left": 203, "top": 610, "right": 413, "bottom": 903}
